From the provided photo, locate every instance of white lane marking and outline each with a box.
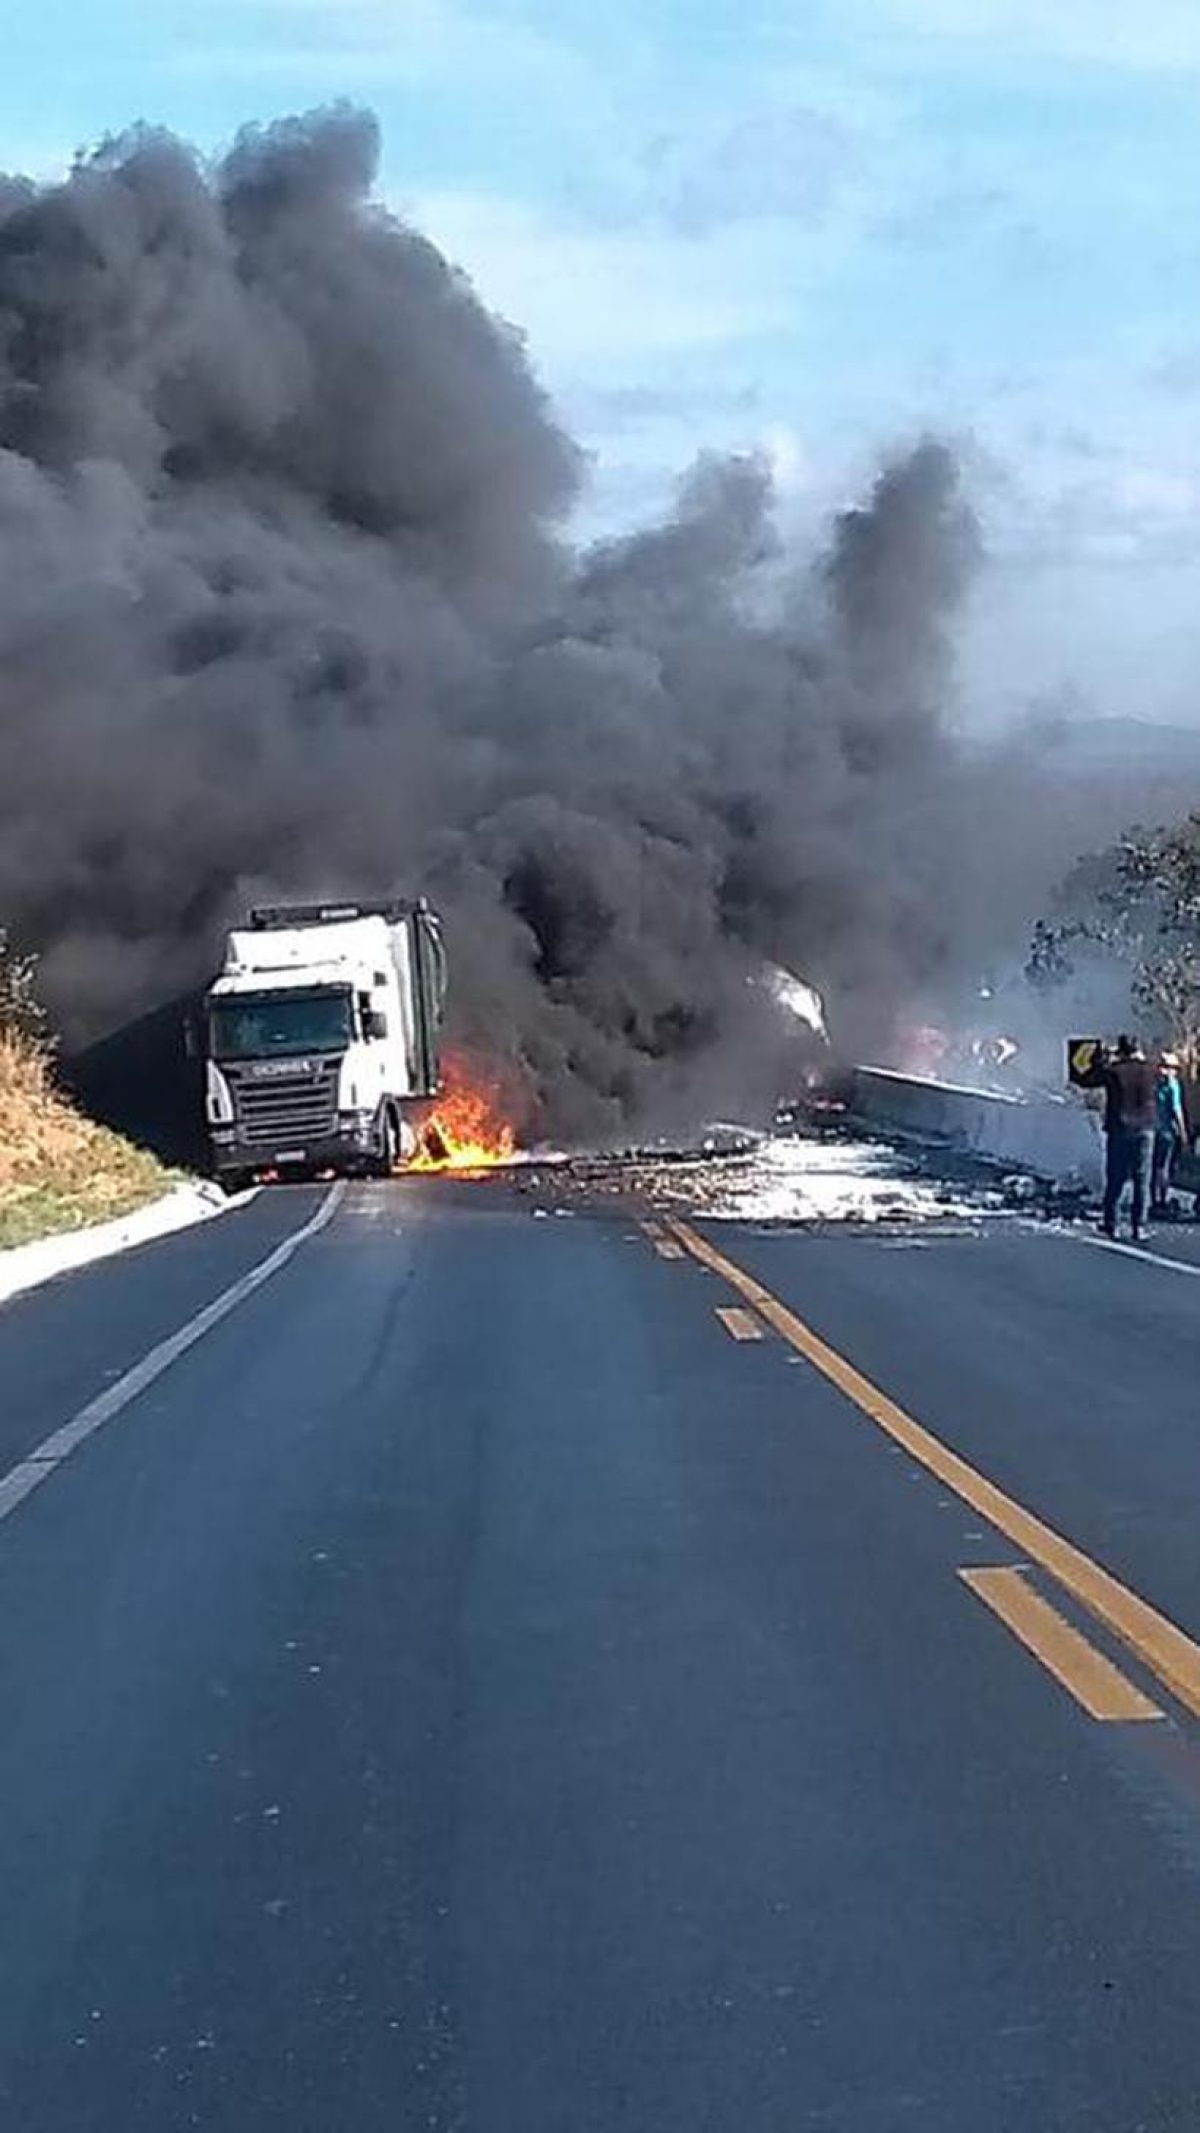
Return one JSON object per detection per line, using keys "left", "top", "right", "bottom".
{"left": 1070, "top": 1229, "right": 1200, "bottom": 1280}
{"left": 0, "top": 1461, "right": 57, "bottom": 1520}
{"left": 0, "top": 1184, "right": 344, "bottom": 1526}
{"left": 716, "top": 1305, "right": 766, "bottom": 1342}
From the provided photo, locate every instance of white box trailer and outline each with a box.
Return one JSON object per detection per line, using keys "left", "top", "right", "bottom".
{"left": 203, "top": 899, "right": 446, "bottom": 1185}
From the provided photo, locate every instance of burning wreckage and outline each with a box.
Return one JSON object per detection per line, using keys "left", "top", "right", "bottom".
{"left": 195, "top": 908, "right": 1044, "bottom": 1230}
{"left": 199, "top": 909, "right": 841, "bottom": 1192}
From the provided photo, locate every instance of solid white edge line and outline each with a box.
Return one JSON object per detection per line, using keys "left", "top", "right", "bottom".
{"left": 0, "top": 1182, "right": 345, "bottom": 1525}
{"left": 0, "top": 1181, "right": 262, "bottom": 1312}
{"left": 1069, "top": 1229, "right": 1200, "bottom": 1280}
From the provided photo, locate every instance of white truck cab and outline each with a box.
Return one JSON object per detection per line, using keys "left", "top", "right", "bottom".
{"left": 203, "top": 900, "right": 446, "bottom": 1186}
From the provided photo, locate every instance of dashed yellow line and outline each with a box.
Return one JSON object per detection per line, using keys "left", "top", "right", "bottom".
{"left": 960, "top": 1567, "right": 1162, "bottom": 1724}
{"left": 666, "top": 1216, "right": 1200, "bottom": 1721}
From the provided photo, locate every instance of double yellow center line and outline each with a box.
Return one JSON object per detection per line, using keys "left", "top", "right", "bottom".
{"left": 664, "top": 1215, "right": 1200, "bottom": 1726}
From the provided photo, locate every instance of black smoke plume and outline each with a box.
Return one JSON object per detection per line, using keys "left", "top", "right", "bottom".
{"left": 0, "top": 108, "right": 982, "bottom": 1139}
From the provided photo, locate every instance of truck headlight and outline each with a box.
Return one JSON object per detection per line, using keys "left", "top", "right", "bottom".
{"left": 206, "top": 1064, "right": 234, "bottom": 1125}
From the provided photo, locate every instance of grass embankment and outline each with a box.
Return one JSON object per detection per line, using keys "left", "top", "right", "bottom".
{"left": 0, "top": 1030, "right": 171, "bottom": 1250}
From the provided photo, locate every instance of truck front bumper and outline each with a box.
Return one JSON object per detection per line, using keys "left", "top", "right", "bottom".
{"left": 210, "top": 1116, "right": 379, "bottom": 1181}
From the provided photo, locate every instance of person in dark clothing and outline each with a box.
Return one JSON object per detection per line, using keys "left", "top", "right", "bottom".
{"left": 1081, "top": 1034, "right": 1158, "bottom": 1240}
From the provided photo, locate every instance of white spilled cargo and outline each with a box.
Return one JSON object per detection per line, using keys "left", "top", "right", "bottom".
{"left": 853, "top": 1066, "right": 1104, "bottom": 1189}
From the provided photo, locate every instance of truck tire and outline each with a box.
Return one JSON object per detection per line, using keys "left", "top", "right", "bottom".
{"left": 372, "top": 1108, "right": 400, "bottom": 1178}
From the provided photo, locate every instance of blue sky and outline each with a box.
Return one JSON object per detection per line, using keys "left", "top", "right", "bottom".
{"left": 6, "top": 0, "right": 1200, "bottom": 719}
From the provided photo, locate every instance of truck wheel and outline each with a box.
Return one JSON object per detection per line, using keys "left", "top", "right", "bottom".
{"left": 374, "top": 1110, "right": 400, "bottom": 1178}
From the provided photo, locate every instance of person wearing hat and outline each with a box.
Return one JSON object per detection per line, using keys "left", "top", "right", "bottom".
{"left": 1152, "top": 1049, "right": 1188, "bottom": 1216}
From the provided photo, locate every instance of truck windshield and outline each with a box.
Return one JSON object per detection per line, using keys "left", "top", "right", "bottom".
{"left": 209, "top": 990, "right": 352, "bottom": 1060}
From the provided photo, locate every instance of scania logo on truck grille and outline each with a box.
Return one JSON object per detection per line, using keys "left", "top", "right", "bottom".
{"left": 246, "top": 1058, "right": 317, "bottom": 1078}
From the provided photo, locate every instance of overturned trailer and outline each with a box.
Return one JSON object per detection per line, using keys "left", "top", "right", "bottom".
{"left": 851, "top": 1064, "right": 1104, "bottom": 1190}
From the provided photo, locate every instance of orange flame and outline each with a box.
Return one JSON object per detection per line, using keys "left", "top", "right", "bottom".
{"left": 409, "top": 1062, "right": 518, "bottom": 1172}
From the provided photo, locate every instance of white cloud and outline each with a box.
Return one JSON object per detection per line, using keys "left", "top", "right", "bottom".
{"left": 394, "top": 183, "right": 841, "bottom": 537}
{"left": 641, "top": 105, "right": 859, "bottom": 234}
{"left": 163, "top": 0, "right": 610, "bottom": 119}
{"left": 761, "top": 423, "right": 810, "bottom": 494}
{"left": 403, "top": 189, "right": 804, "bottom": 366}
{"left": 1112, "top": 467, "right": 1199, "bottom": 520}
{"left": 871, "top": 0, "right": 1200, "bottom": 70}
{"left": 987, "top": 441, "right": 1200, "bottom": 569}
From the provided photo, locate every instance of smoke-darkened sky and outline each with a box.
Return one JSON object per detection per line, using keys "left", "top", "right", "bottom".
{"left": 0, "top": 110, "right": 1013, "bottom": 1135}
{"left": 5, "top": 0, "right": 1200, "bottom": 726}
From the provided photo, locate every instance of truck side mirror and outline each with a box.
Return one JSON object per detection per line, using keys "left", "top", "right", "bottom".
{"left": 182, "top": 1013, "right": 199, "bottom": 1060}
{"left": 365, "top": 1010, "right": 389, "bottom": 1040}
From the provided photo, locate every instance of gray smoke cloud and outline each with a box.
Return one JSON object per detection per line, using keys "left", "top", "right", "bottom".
{"left": 0, "top": 107, "right": 985, "bottom": 1139}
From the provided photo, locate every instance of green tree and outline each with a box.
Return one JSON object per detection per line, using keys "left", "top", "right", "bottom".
{"left": 1028, "top": 812, "right": 1200, "bottom": 1063}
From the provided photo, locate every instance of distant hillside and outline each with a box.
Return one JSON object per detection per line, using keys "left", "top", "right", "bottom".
{"left": 1048, "top": 717, "right": 1200, "bottom": 781}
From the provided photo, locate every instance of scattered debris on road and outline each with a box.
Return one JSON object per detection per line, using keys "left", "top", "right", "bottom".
{"left": 500, "top": 1121, "right": 1009, "bottom": 1228}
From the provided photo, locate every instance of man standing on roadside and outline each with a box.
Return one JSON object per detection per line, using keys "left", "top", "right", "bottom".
{"left": 1082, "top": 1034, "right": 1158, "bottom": 1242}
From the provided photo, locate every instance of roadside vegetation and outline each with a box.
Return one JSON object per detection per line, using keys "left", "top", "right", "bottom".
{"left": 1029, "top": 812, "right": 1200, "bottom": 1067}
{"left": 0, "top": 931, "right": 170, "bottom": 1250}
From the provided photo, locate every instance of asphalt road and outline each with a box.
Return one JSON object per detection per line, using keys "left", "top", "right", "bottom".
{"left": 2, "top": 1178, "right": 1200, "bottom": 2131}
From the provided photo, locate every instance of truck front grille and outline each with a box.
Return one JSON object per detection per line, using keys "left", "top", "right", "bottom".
{"left": 230, "top": 1065, "right": 339, "bottom": 1149}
